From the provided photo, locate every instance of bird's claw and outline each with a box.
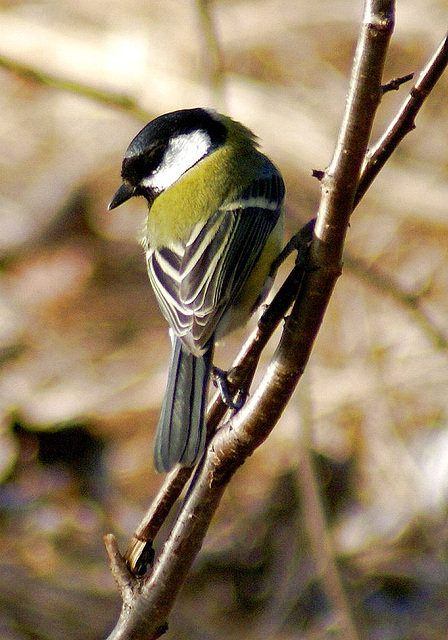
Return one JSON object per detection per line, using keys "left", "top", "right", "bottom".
{"left": 212, "top": 367, "right": 247, "bottom": 410}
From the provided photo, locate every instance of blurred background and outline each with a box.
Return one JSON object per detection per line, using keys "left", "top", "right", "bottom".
{"left": 1, "top": 0, "right": 448, "bottom": 638}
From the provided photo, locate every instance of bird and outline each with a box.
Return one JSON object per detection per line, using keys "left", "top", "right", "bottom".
{"left": 109, "top": 108, "right": 285, "bottom": 472}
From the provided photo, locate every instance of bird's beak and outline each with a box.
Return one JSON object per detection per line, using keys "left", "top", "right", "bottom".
{"left": 108, "top": 182, "right": 135, "bottom": 210}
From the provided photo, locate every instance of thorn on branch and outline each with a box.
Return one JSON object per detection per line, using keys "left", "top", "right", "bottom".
{"left": 382, "top": 72, "right": 414, "bottom": 94}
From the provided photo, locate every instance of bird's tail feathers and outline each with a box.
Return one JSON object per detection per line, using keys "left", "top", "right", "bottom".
{"left": 154, "top": 339, "right": 212, "bottom": 472}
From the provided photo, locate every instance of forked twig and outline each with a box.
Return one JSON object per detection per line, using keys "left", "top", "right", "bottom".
{"left": 355, "top": 30, "right": 448, "bottom": 206}
{"left": 117, "top": 25, "right": 448, "bottom": 625}
{"left": 105, "top": 3, "right": 400, "bottom": 639}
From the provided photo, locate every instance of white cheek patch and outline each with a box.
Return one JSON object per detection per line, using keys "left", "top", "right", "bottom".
{"left": 141, "top": 130, "right": 211, "bottom": 192}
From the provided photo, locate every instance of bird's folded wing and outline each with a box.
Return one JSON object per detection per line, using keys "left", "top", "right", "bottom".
{"left": 147, "top": 161, "right": 285, "bottom": 352}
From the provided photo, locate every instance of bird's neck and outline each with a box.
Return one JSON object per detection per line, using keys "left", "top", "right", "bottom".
{"left": 146, "top": 142, "right": 264, "bottom": 248}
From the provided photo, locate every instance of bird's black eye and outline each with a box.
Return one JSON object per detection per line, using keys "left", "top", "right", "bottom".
{"left": 121, "top": 143, "right": 166, "bottom": 185}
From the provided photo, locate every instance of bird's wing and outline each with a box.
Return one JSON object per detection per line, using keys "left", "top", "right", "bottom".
{"left": 147, "top": 158, "right": 285, "bottom": 353}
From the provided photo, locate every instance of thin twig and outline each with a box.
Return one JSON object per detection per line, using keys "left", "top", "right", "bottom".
{"left": 344, "top": 254, "right": 448, "bottom": 348}
{"left": 381, "top": 72, "right": 414, "bottom": 93}
{"left": 104, "top": 534, "right": 136, "bottom": 607}
{"left": 355, "top": 30, "right": 448, "bottom": 206}
{"left": 195, "top": 0, "right": 227, "bottom": 110}
{"left": 297, "top": 376, "right": 362, "bottom": 638}
{"left": 124, "top": 466, "right": 193, "bottom": 575}
{"left": 0, "top": 54, "right": 151, "bottom": 121}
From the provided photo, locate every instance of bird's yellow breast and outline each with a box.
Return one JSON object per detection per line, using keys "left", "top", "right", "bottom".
{"left": 146, "top": 125, "right": 264, "bottom": 248}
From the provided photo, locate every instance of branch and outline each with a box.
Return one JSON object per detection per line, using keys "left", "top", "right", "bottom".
{"left": 123, "top": 466, "right": 193, "bottom": 576}
{"left": 123, "top": 220, "right": 315, "bottom": 575}
{"left": 195, "top": 0, "right": 227, "bottom": 110}
{"left": 272, "top": 0, "right": 394, "bottom": 399}
{"left": 297, "top": 378, "right": 361, "bottom": 640}
{"left": 0, "top": 54, "right": 151, "bottom": 121}
{"left": 105, "top": 2, "right": 395, "bottom": 639}
{"left": 355, "top": 30, "right": 448, "bottom": 206}
{"left": 381, "top": 72, "right": 414, "bottom": 94}
{"left": 344, "top": 253, "right": 448, "bottom": 349}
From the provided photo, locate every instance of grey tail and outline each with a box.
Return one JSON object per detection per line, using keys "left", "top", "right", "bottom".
{"left": 154, "top": 339, "right": 212, "bottom": 472}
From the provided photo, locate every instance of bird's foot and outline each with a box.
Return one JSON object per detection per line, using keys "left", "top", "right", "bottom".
{"left": 212, "top": 367, "right": 247, "bottom": 410}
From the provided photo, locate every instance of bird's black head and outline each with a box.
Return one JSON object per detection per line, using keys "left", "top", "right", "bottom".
{"left": 108, "top": 108, "right": 228, "bottom": 210}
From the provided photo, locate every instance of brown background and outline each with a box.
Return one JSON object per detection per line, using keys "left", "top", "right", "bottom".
{"left": 1, "top": 1, "right": 448, "bottom": 638}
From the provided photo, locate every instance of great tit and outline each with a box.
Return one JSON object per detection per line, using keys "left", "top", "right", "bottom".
{"left": 109, "top": 108, "right": 285, "bottom": 472}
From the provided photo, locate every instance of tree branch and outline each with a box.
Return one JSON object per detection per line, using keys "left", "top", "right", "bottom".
{"left": 344, "top": 253, "right": 448, "bottom": 349}
{"left": 355, "top": 30, "right": 448, "bottom": 206}
{"left": 0, "top": 54, "right": 151, "bottom": 121}
{"left": 195, "top": 0, "right": 227, "bottom": 110}
{"left": 105, "top": 2, "right": 398, "bottom": 638}
{"left": 120, "top": 28, "right": 448, "bottom": 582}
{"left": 123, "top": 220, "right": 315, "bottom": 575}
